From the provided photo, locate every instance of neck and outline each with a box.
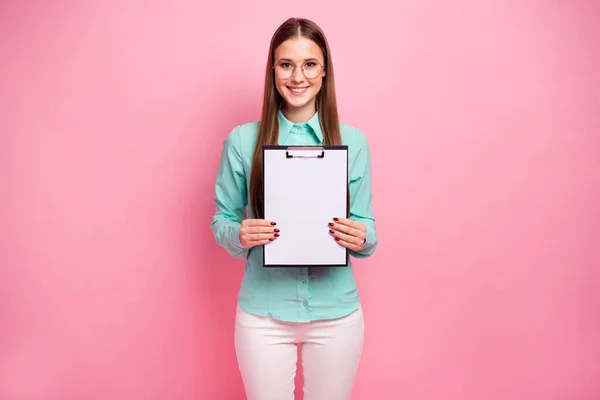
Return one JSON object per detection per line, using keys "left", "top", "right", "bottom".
{"left": 282, "top": 102, "right": 316, "bottom": 124}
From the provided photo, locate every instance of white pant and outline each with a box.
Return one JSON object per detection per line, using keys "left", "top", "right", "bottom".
{"left": 234, "top": 304, "right": 365, "bottom": 400}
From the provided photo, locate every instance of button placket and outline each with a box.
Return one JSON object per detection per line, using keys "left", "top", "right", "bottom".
{"left": 297, "top": 268, "right": 311, "bottom": 320}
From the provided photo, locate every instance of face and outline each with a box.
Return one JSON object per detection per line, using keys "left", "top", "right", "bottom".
{"left": 273, "top": 36, "right": 326, "bottom": 116}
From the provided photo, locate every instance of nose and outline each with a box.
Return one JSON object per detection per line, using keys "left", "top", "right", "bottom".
{"left": 290, "top": 65, "right": 305, "bottom": 83}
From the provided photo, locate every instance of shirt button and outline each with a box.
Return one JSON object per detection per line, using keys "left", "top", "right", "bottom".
{"left": 301, "top": 280, "right": 306, "bottom": 284}
{"left": 303, "top": 300, "right": 308, "bottom": 307}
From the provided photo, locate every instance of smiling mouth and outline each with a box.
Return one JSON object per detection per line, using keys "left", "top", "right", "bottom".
{"left": 288, "top": 86, "right": 309, "bottom": 95}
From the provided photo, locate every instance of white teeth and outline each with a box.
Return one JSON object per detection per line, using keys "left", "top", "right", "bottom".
{"left": 290, "top": 87, "right": 307, "bottom": 93}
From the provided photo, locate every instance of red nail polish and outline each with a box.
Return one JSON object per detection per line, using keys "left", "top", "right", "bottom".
{"left": 271, "top": 222, "right": 277, "bottom": 225}
{"left": 328, "top": 222, "right": 334, "bottom": 227}
{"left": 335, "top": 237, "right": 340, "bottom": 241}
{"left": 269, "top": 238, "right": 274, "bottom": 241}
{"left": 274, "top": 233, "right": 280, "bottom": 237}
{"left": 274, "top": 228, "right": 280, "bottom": 232}
{"left": 333, "top": 218, "right": 339, "bottom": 221}
{"left": 329, "top": 230, "right": 334, "bottom": 234}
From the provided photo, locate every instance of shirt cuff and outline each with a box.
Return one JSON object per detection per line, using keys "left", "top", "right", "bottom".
{"left": 350, "top": 224, "right": 377, "bottom": 258}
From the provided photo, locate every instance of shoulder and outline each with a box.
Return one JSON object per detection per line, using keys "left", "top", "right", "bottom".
{"left": 238, "top": 121, "right": 260, "bottom": 138}
{"left": 223, "top": 121, "right": 260, "bottom": 151}
{"left": 339, "top": 122, "right": 369, "bottom": 147}
{"left": 226, "top": 121, "right": 259, "bottom": 140}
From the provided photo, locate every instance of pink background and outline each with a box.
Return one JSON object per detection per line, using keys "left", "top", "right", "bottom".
{"left": 2, "top": 1, "right": 599, "bottom": 399}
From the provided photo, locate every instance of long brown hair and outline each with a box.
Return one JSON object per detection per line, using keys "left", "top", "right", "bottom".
{"left": 249, "top": 18, "right": 341, "bottom": 219}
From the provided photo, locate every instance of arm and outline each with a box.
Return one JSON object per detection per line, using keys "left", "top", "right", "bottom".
{"left": 210, "top": 126, "right": 249, "bottom": 259}
{"left": 348, "top": 130, "right": 377, "bottom": 258}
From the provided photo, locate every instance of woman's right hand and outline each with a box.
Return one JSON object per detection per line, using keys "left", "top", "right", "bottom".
{"left": 239, "top": 219, "right": 280, "bottom": 248}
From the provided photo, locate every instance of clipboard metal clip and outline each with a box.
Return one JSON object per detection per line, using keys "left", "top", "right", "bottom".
{"left": 285, "top": 146, "right": 325, "bottom": 159}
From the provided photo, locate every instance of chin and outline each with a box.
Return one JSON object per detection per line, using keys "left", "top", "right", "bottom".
{"left": 286, "top": 98, "right": 313, "bottom": 109}
{"left": 284, "top": 92, "right": 318, "bottom": 109}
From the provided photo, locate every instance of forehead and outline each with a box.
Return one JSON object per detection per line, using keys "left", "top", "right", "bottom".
{"left": 274, "top": 37, "right": 324, "bottom": 61}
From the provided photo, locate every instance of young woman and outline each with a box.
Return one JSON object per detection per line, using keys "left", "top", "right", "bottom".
{"left": 210, "top": 17, "right": 378, "bottom": 400}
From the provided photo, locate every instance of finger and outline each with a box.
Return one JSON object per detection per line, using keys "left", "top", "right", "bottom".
{"left": 332, "top": 237, "right": 362, "bottom": 251}
{"left": 329, "top": 229, "right": 363, "bottom": 246}
{"left": 243, "top": 238, "right": 275, "bottom": 248}
{"left": 245, "top": 226, "right": 279, "bottom": 234}
{"left": 328, "top": 221, "right": 362, "bottom": 237}
{"left": 331, "top": 217, "right": 357, "bottom": 228}
{"left": 253, "top": 238, "right": 277, "bottom": 245}
{"left": 244, "top": 233, "right": 279, "bottom": 241}
{"left": 246, "top": 219, "right": 277, "bottom": 227}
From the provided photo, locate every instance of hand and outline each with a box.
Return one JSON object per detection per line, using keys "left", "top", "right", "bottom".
{"left": 240, "top": 219, "right": 280, "bottom": 249}
{"left": 328, "top": 217, "right": 367, "bottom": 251}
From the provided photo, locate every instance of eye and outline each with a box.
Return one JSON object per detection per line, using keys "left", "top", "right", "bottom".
{"left": 280, "top": 62, "right": 292, "bottom": 69}
{"left": 305, "top": 62, "right": 317, "bottom": 68}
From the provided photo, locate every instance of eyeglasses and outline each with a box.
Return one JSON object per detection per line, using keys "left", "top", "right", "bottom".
{"left": 272, "top": 61, "right": 325, "bottom": 80}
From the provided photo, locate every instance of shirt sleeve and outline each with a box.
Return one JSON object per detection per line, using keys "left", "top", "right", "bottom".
{"left": 349, "top": 129, "right": 378, "bottom": 258}
{"left": 210, "top": 126, "right": 249, "bottom": 259}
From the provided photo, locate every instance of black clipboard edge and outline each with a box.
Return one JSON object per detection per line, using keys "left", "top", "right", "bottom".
{"left": 264, "top": 263, "right": 348, "bottom": 268}
{"left": 261, "top": 145, "right": 349, "bottom": 268}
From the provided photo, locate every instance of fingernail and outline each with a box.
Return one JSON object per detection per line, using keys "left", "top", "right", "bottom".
{"left": 329, "top": 230, "right": 334, "bottom": 234}
{"left": 274, "top": 228, "right": 280, "bottom": 232}
{"left": 333, "top": 218, "right": 339, "bottom": 221}
{"left": 328, "top": 222, "right": 334, "bottom": 227}
{"left": 274, "top": 233, "right": 280, "bottom": 237}
{"left": 335, "top": 237, "right": 340, "bottom": 241}
{"left": 269, "top": 238, "right": 274, "bottom": 241}
{"left": 271, "top": 222, "right": 277, "bottom": 225}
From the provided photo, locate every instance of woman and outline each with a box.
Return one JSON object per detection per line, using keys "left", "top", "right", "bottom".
{"left": 210, "top": 17, "right": 377, "bottom": 400}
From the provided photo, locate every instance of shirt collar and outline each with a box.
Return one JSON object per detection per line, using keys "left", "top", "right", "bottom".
{"left": 277, "top": 109, "right": 324, "bottom": 143}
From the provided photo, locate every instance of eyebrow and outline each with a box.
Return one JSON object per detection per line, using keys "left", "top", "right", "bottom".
{"left": 277, "top": 57, "right": 320, "bottom": 62}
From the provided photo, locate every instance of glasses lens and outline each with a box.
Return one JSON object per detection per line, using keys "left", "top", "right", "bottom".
{"left": 274, "top": 63, "right": 293, "bottom": 79}
{"left": 303, "top": 62, "right": 322, "bottom": 79}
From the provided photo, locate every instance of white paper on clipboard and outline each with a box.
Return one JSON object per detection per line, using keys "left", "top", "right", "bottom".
{"left": 262, "top": 145, "right": 348, "bottom": 267}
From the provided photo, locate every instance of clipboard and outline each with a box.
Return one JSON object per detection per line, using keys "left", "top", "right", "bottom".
{"left": 262, "top": 145, "right": 349, "bottom": 268}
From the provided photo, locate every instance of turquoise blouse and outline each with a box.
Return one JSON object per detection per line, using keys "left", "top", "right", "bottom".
{"left": 210, "top": 110, "right": 377, "bottom": 322}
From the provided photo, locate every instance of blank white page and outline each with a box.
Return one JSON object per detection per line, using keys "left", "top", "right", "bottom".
{"left": 263, "top": 146, "right": 348, "bottom": 267}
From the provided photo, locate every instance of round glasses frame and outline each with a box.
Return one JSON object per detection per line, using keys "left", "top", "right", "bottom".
{"left": 272, "top": 61, "right": 325, "bottom": 80}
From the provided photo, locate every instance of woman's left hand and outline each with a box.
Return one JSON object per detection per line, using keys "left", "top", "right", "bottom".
{"left": 328, "top": 217, "right": 367, "bottom": 251}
